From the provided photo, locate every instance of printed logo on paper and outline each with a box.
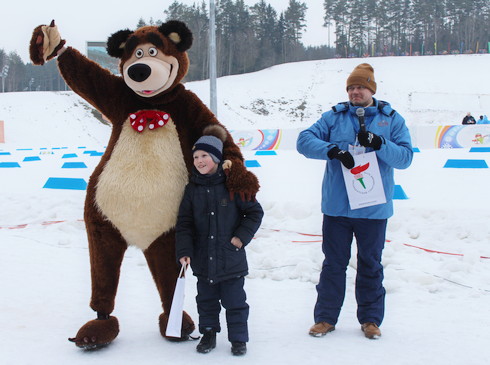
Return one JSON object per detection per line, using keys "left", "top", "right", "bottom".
{"left": 350, "top": 163, "right": 375, "bottom": 194}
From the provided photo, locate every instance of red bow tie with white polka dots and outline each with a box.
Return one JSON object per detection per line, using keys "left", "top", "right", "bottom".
{"left": 129, "top": 110, "right": 170, "bottom": 133}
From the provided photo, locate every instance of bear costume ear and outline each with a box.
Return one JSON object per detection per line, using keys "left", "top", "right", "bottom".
{"left": 158, "top": 20, "right": 193, "bottom": 52}
{"left": 107, "top": 29, "right": 133, "bottom": 58}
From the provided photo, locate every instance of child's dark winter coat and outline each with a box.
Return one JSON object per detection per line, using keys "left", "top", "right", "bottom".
{"left": 176, "top": 165, "right": 263, "bottom": 284}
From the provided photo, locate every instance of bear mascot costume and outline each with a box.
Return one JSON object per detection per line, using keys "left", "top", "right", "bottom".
{"left": 29, "top": 20, "right": 259, "bottom": 349}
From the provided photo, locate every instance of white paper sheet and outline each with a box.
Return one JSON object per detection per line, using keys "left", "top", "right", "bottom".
{"left": 341, "top": 151, "right": 386, "bottom": 210}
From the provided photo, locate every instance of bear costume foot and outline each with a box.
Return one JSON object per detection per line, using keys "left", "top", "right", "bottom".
{"left": 159, "top": 311, "right": 195, "bottom": 341}
{"left": 68, "top": 315, "right": 119, "bottom": 350}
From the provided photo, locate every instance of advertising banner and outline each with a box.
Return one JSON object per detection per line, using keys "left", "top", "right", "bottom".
{"left": 230, "top": 128, "right": 301, "bottom": 150}
{"left": 435, "top": 125, "right": 490, "bottom": 148}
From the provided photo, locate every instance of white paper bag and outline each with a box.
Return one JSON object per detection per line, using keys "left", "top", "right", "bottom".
{"left": 341, "top": 151, "right": 386, "bottom": 210}
{"left": 165, "top": 265, "right": 187, "bottom": 337}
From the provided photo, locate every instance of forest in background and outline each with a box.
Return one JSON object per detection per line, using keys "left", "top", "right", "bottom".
{"left": 0, "top": 0, "right": 488, "bottom": 92}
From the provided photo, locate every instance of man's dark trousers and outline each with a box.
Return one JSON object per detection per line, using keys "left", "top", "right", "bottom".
{"left": 314, "top": 215, "right": 387, "bottom": 326}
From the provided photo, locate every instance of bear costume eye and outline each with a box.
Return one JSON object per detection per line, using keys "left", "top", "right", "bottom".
{"left": 135, "top": 48, "right": 144, "bottom": 58}
{"left": 148, "top": 47, "right": 158, "bottom": 57}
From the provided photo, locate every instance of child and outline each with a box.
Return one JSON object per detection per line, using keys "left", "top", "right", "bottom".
{"left": 176, "top": 126, "right": 264, "bottom": 356}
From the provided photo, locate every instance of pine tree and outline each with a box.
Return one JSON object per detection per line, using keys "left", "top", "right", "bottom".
{"left": 283, "top": 0, "right": 307, "bottom": 61}
{"left": 284, "top": 0, "right": 307, "bottom": 43}
{"left": 136, "top": 18, "right": 147, "bottom": 28}
{"left": 251, "top": 1, "right": 279, "bottom": 69}
{"left": 349, "top": 0, "right": 367, "bottom": 57}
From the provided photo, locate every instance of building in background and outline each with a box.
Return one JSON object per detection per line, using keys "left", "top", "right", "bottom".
{"left": 87, "top": 42, "right": 119, "bottom": 75}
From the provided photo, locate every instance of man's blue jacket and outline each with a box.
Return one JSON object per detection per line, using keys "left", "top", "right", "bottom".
{"left": 297, "top": 98, "right": 413, "bottom": 219}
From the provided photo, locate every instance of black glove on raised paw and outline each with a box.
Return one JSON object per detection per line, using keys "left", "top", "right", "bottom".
{"left": 327, "top": 147, "right": 355, "bottom": 169}
{"left": 358, "top": 131, "right": 382, "bottom": 150}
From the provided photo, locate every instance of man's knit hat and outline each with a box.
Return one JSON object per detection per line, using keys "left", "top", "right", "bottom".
{"left": 192, "top": 125, "right": 227, "bottom": 163}
{"left": 346, "top": 63, "right": 377, "bottom": 94}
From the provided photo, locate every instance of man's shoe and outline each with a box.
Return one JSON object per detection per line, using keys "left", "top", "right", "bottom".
{"left": 196, "top": 328, "right": 216, "bottom": 353}
{"left": 231, "top": 341, "right": 247, "bottom": 356}
{"left": 309, "top": 322, "right": 335, "bottom": 337}
{"left": 361, "top": 322, "right": 381, "bottom": 339}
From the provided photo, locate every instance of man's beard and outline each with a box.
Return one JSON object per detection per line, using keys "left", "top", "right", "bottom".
{"left": 351, "top": 99, "right": 373, "bottom": 107}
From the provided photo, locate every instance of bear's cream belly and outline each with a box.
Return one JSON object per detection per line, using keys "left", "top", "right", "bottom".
{"left": 95, "top": 120, "right": 188, "bottom": 250}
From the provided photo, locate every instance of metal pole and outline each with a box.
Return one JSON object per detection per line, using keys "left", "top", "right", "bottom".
{"left": 1, "top": 65, "right": 9, "bottom": 93}
{"left": 209, "top": 0, "right": 218, "bottom": 116}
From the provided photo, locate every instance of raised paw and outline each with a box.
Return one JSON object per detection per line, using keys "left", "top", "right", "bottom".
{"left": 29, "top": 20, "right": 65, "bottom": 65}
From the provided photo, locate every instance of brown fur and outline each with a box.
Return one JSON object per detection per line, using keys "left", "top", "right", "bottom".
{"left": 30, "top": 21, "right": 259, "bottom": 348}
{"left": 202, "top": 124, "right": 228, "bottom": 142}
{"left": 29, "top": 21, "right": 66, "bottom": 65}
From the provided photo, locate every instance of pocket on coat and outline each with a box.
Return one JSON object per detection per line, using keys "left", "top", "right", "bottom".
{"left": 224, "top": 243, "right": 247, "bottom": 272}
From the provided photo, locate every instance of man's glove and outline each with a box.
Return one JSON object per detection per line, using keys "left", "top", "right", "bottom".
{"left": 327, "top": 147, "right": 355, "bottom": 169}
{"left": 358, "top": 131, "right": 382, "bottom": 150}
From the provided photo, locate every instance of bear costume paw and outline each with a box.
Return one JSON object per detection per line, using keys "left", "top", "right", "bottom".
{"left": 29, "top": 20, "right": 66, "bottom": 65}
{"left": 159, "top": 311, "right": 195, "bottom": 341}
{"left": 68, "top": 316, "right": 119, "bottom": 350}
{"left": 225, "top": 162, "right": 260, "bottom": 201}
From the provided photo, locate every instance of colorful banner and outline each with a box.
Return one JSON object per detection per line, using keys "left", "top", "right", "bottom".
{"left": 435, "top": 125, "right": 490, "bottom": 148}
{"left": 231, "top": 129, "right": 282, "bottom": 150}
{"left": 230, "top": 128, "right": 305, "bottom": 150}
{"left": 228, "top": 125, "right": 490, "bottom": 150}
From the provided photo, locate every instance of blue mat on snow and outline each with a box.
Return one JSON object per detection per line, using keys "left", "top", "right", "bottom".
{"left": 0, "top": 162, "right": 20, "bottom": 168}
{"left": 469, "top": 147, "right": 490, "bottom": 153}
{"left": 443, "top": 159, "right": 488, "bottom": 168}
{"left": 393, "top": 185, "right": 408, "bottom": 199}
{"left": 23, "top": 156, "right": 41, "bottom": 162}
{"left": 43, "top": 177, "right": 87, "bottom": 190}
{"left": 62, "top": 153, "right": 78, "bottom": 158}
{"left": 245, "top": 160, "right": 261, "bottom": 168}
{"left": 62, "top": 162, "right": 87, "bottom": 169}
{"left": 255, "top": 151, "right": 277, "bottom": 155}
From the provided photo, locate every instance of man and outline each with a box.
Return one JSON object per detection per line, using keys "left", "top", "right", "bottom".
{"left": 462, "top": 112, "right": 476, "bottom": 124}
{"left": 297, "top": 63, "right": 413, "bottom": 339}
{"left": 477, "top": 115, "right": 490, "bottom": 124}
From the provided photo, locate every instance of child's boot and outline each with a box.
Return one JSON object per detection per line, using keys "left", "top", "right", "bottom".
{"left": 196, "top": 327, "right": 216, "bottom": 353}
{"left": 231, "top": 341, "right": 247, "bottom": 356}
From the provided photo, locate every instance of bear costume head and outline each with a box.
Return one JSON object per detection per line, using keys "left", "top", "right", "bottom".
{"left": 106, "top": 21, "right": 193, "bottom": 98}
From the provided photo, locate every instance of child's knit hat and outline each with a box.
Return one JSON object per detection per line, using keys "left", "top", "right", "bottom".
{"left": 192, "top": 125, "right": 227, "bottom": 163}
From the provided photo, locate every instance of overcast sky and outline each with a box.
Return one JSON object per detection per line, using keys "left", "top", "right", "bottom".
{"left": 4, "top": 0, "right": 328, "bottom": 64}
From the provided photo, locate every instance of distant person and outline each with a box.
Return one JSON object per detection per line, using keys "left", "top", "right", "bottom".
{"left": 462, "top": 112, "right": 476, "bottom": 124}
{"left": 297, "top": 63, "right": 413, "bottom": 340}
{"left": 477, "top": 115, "right": 489, "bottom": 124}
{"left": 176, "top": 130, "right": 264, "bottom": 356}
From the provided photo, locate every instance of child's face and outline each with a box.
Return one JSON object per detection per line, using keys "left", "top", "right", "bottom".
{"left": 193, "top": 150, "right": 218, "bottom": 175}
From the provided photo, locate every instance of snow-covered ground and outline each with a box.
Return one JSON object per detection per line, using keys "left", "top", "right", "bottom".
{"left": 1, "top": 54, "right": 490, "bottom": 364}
